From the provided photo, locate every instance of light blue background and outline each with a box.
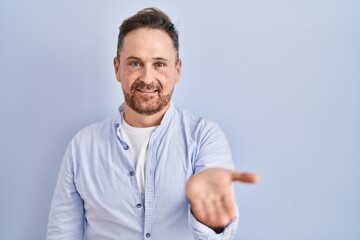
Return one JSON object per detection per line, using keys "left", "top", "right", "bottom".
{"left": 1, "top": 0, "right": 359, "bottom": 239}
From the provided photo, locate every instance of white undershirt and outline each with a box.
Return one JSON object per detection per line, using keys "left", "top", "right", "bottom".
{"left": 120, "top": 116, "right": 157, "bottom": 203}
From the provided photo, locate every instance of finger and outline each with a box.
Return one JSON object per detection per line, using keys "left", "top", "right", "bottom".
{"left": 207, "top": 198, "right": 219, "bottom": 226}
{"left": 191, "top": 199, "right": 207, "bottom": 222}
{"left": 208, "top": 197, "right": 229, "bottom": 228}
{"left": 231, "top": 171, "right": 260, "bottom": 183}
{"left": 221, "top": 192, "right": 237, "bottom": 219}
{"left": 215, "top": 201, "right": 233, "bottom": 227}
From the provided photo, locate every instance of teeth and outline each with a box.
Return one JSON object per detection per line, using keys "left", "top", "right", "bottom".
{"left": 139, "top": 89, "right": 156, "bottom": 93}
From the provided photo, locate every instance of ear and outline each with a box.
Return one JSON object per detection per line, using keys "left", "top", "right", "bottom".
{"left": 113, "top": 57, "right": 121, "bottom": 83}
{"left": 175, "top": 58, "right": 182, "bottom": 83}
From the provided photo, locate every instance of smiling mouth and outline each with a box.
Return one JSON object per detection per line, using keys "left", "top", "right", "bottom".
{"left": 137, "top": 88, "right": 158, "bottom": 93}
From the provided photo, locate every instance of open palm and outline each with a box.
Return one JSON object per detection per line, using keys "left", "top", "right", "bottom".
{"left": 186, "top": 168, "right": 259, "bottom": 230}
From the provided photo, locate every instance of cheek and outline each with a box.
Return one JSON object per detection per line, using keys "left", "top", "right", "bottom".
{"left": 162, "top": 72, "right": 178, "bottom": 89}
{"left": 119, "top": 71, "right": 137, "bottom": 90}
{"left": 160, "top": 82, "right": 176, "bottom": 94}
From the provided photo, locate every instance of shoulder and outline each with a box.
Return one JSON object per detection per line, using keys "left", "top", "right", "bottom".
{"left": 172, "top": 106, "right": 225, "bottom": 141}
{"left": 174, "top": 106, "right": 221, "bottom": 131}
{"left": 70, "top": 117, "right": 114, "bottom": 146}
{"left": 172, "top": 107, "right": 234, "bottom": 170}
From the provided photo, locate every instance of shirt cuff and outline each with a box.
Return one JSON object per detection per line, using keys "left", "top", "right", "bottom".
{"left": 188, "top": 206, "right": 239, "bottom": 240}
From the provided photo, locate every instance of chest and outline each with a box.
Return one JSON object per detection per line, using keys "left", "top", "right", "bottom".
{"left": 74, "top": 135, "right": 196, "bottom": 217}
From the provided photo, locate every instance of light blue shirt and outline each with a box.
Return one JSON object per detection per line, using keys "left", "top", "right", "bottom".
{"left": 47, "top": 103, "right": 238, "bottom": 240}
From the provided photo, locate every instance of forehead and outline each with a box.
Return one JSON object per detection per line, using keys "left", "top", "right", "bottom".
{"left": 120, "top": 28, "right": 177, "bottom": 59}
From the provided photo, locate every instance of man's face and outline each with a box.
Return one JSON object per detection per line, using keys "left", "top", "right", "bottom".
{"left": 114, "top": 28, "right": 182, "bottom": 115}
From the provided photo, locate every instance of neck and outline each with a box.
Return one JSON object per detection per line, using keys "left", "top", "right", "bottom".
{"left": 123, "top": 104, "right": 170, "bottom": 128}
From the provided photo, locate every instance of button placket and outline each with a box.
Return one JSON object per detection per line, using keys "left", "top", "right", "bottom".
{"left": 143, "top": 138, "right": 155, "bottom": 240}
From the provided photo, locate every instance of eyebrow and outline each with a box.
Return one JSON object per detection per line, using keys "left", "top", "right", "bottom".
{"left": 153, "top": 57, "right": 169, "bottom": 61}
{"left": 125, "top": 56, "right": 141, "bottom": 61}
{"left": 125, "top": 56, "right": 169, "bottom": 61}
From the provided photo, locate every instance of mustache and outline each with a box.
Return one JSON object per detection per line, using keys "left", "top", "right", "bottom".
{"left": 130, "top": 80, "right": 161, "bottom": 91}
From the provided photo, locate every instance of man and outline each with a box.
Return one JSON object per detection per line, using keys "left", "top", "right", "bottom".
{"left": 47, "top": 7, "right": 258, "bottom": 240}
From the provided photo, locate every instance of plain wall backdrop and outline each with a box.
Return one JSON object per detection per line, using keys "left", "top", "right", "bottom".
{"left": 0, "top": 0, "right": 359, "bottom": 239}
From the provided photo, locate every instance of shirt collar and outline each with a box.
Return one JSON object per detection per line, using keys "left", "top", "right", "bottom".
{"left": 115, "top": 102, "right": 175, "bottom": 129}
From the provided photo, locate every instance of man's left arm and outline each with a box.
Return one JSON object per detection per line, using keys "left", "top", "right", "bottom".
{"left": 186, "top": 123, "right": 258, "bottom": 239}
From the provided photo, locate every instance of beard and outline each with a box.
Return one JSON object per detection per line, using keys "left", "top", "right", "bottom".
{"left": 123, "top": 80, "right": 173, "bottom": 115}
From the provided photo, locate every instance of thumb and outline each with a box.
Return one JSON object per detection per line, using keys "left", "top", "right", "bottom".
{"left": 231, "top": 171, "right": 260, "bottom": 183}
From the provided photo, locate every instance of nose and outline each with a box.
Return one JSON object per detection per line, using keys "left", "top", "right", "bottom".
{"left": 140, "top": 65, "right": 154, "bottom": 84}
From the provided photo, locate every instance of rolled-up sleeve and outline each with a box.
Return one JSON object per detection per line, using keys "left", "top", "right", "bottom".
{"left": 188, "top": 206, "right": 239, "bottom": 240}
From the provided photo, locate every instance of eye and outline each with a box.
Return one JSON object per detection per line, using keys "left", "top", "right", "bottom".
{"left": 130, "top": 61, "right": 142, "bottom": 67}
{"left": 155, "top": 62, "right": 166, "bottom": 68}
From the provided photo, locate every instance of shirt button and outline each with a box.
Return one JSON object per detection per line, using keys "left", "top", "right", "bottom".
{"left": 124, "top": 145, "right": 129, "bottom": 150}
{"left": 115, "top": 123, "right": 120, "bottom": 128}
{"left": 136, "top": 203, "right": 142, "bottom": 208}
{"left": 129, "top": 171, "right": 135, "bottom": 176}
{"left": 146, "top": 233, "right": 151, "bottom": 238}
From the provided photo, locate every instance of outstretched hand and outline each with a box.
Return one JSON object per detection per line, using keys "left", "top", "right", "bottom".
{"left": 185, "top": 168, "right": 259, "bottom": 230}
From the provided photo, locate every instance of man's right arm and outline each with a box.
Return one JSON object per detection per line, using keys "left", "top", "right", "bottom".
{"left": 46, "top": 142, "right": 85, "bottom": 240}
